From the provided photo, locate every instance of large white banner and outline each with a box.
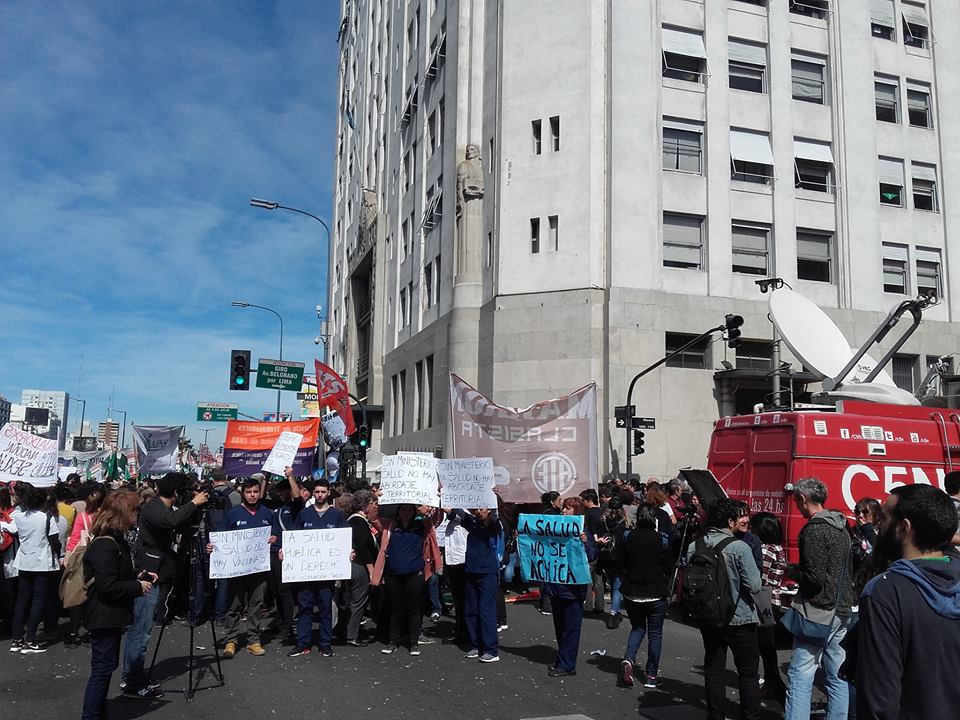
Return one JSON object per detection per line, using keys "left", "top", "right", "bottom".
{"left": 379, "top": 452, "right": 440, "bottom": 506}
{"left": 439, "top": 457, "right": 497, "bottom": 509}
{"left": 208, "top": 526, "right": 271, "bottom": 579}
{"left": 281, "top": 528, "right": 352, "bottom": 583}
{"left": 262, "top": 432, "right": 304, "bottom": 475}
{"left": 132, "top": 425, "right": 183, "bottom": 475}
{"left": 0, "top": 423, "right": 58, "bottom": 487}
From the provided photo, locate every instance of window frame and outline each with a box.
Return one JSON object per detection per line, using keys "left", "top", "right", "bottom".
{"left": 665, "top": 332, "right": 709, "bottom": 369}
{"left": 662, "top": 125, "right": 703, "bottom": 174}
{"left": 662, "top": 213, "right": 704, "bottom": 270}
{"left": 907, "top": 84, "right": 932, "bottom": 128}
{"left": 874, "top": 78, "right": 900, "bottom": 123}
{"left": 729, "top": 60, "right": 765, "bottom": 93}
{"left": 731, "top": 223, "right": 771, "bottom": 276}
{"left": 791, "top": 57, "right": 826, "bottom": 104}
{"left": 796, "top": 230, "right": 833, "bottom": 283}
{"left": 882, "top": 244, "right": 909, "bottom": 295}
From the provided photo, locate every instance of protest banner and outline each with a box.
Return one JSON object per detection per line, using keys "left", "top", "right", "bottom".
{"left": 262, "top": 431, "right": 304, "bottom": 475}
{"left": 131, "top": 425, "right": 183, "bottom": 475}
{"left": 438, "top": 457, "right": 496, "bottom": 509}
{"left": 516, "top": 513, "right": 589, "bottom": 585}
{"left": 448, "top": 374, "right": 598, "bottom": 503}
{"left": 281, "top": 528, "right": 352, "bottom": 583}
{"left": 379, "top": 452, "right": 440, "bottom": 506}
{"left": 208, "top": 526, "right": 271, "bottom": 579}
{"left": 222, "top": 418, "right": 319, "bottom": 477}
{"left": 0, "top": 423, "right": 58, "bottom": 487}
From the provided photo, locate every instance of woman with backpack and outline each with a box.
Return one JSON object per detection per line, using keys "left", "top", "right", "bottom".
{"left": 597, "top": 496, "right": 629, "bottom": 629}
{"left": 616, "top": 504, "right": 674, "bottom": 689}
{"left": 64, "top": 486, "right": 106, "bottom": 648}
{"left": 8, "top": 481, "right": 67, "bottom": 653}
{"left": 81, "top": 490, "right": 153, "bottom": 720}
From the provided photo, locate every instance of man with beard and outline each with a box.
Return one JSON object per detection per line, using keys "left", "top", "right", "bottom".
{"left": 846, "top": 484, "right": 960, "bottom": 720}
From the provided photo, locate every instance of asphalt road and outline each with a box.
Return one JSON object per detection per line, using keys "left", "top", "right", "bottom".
{"left": 1, "top": 601, "right": 793, "bottom": 720}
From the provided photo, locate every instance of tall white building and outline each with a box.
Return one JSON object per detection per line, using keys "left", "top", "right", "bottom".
{"left": 330, "top": 0, "right": 960, "bottom": 479}
{"left": 21, "top": 389, "right": 70, "bottom": 450}
{"left": 97, "top": 420, "right": 119, "bottom": 450}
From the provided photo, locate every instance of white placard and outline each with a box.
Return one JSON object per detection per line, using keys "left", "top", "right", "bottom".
{"left": 262, "top": 431, "right": 304, "bottom": 475}
{"left": 281, "top": 528, "right": 352, "bottom": 583}
{"left": 208, "top": 526, "right": 271, "bottom": 579}
{"left": 379, "top": 452, "right": 440, "bottom": 506}
{"left": 439, "top": 457, "right": 496, "bottom": 509}
{"left": 0, "top": 423, "right": 58, "bottom": 487}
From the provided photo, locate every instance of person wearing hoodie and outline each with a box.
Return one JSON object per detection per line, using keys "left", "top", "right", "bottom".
{"left": 784, "top": 478, "right": 856, "bottom": 720}
{"left": 844, "top": 484, "right": 960, "bottom": 720}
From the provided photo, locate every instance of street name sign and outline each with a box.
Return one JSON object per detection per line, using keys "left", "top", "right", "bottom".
{"left": 256, "top": 359, "right": 305, "bottom": 391}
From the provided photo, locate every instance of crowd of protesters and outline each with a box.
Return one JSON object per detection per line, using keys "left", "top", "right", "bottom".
{"left": 0, "top": 468, "right": 957, "bottom": 720}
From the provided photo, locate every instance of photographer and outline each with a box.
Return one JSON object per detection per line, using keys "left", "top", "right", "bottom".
{"left": 122, "top": 472, "right": 207, "bottom": 699}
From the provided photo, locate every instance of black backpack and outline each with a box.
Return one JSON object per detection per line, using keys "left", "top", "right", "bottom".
{"left": 683, "top": 536, "right": 739, "bottom": 628}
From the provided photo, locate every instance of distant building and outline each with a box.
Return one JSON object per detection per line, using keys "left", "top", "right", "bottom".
{"left": 97, "top": 420, "right": 119, "bottom": 450}
{"left": 0, "top": 396, "right": 10, "bottom": 427}
{"left": 21, "top": 389, "right": 70, "bottom": 450}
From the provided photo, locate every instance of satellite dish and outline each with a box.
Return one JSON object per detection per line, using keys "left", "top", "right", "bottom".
{"left": 769, "top": 289, "right": 855, "bottom": 381}
{"left": 824, "top": 383, "right": 920, "bottom": 406}
{"left": 845, "top": 348, "right": 896, "bottom": 387}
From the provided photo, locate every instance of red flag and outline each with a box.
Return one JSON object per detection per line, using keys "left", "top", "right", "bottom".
{"left": 314, "top": 360, "right": 356, "bottom": 435}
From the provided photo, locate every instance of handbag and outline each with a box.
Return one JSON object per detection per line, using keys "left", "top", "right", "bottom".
{"left": 59, "top": 515, "right": 93, "bottom": 609}
{"left": 755, "top": 586, "right": 776, "bottom": 628}
{"left": 780, "top": 535, "right": 850, "bottom": 645}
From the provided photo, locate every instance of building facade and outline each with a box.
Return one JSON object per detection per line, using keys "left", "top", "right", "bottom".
{"left": 0, "top": 396, "right": 10, "bottom": 428}
{"left": 330, "top": 0, "right": 960, "bottom": 479}
{"left": 97, "top": 420, "right": 119, "bottom": 450}
{"left": 21, "top": 389, "right": 70, "bottom": 450}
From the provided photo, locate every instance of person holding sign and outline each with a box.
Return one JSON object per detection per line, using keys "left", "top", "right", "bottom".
{"left": 371, "top": 504, "right": 442, "bottom": 657}
{"left": 450, "top": 508, "right": 502, "bottom": 663}
{"left": 334, "top": 489, "right": 379, "bottom": 647}
{"left": 211, "top": 478, "right": 276, "bottom": 658}
{"left": 284, "top": 479, "right": 345, "bottom": 658}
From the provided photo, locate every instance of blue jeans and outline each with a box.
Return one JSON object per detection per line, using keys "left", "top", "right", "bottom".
{"left": 81, "top": 628, "right": 122, "bottom": 720}
{"left": 122, "top": 584, "right": 159, "bottom": 690}
{"left": 610, "top": 575, "right": 623, "bottom": 615}
{"left": 501, "top": 552, "right": 518, "bottom": 585}
{"left": 425, "top": 572, "right": 442, "bottom": 615}
{"left": 623, "top": 599, "right": 667, "bottom": 677}
{"left": 785, "top": 615, "right": 850, "bottom": 720}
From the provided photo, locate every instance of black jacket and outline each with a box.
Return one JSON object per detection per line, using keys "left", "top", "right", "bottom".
{"left": 82, "top": 532, "right": 143, "bottom": 630}
{"left": 795, "top": 509, "right": 856, "bottom": 622}
{"left": 616, "top": 526, "right": 674, "bottom": 600}
{"left": 137, "top": 497, "right": 199, "bottom": 584}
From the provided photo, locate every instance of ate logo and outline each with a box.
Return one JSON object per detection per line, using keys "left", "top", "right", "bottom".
{"left": 318, "top": 370, "right": 347, "bottom": 400}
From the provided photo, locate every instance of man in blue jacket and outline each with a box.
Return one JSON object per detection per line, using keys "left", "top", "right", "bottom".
{"left": 846, "top": 484, "right": 960, "bottom": 720}
{"left": 284, "top": 479, "right": 345, "bottom": 658}
{"left": 452, "top": 508, "right": 501, "bottom": 663}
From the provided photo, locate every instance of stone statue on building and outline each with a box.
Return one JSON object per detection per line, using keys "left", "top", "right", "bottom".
{"left": 455, "top": 144, "right": 484, "bottom": 276}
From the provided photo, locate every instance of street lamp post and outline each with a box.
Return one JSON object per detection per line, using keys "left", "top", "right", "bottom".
{"left": 250, "top": 198, "right": 332, "bottom": 363}
{"left": 231, "top": 302, "right": 284, "bottom": 421}
{"left": 114, "top": 409, "right": 128, "bottom": 450}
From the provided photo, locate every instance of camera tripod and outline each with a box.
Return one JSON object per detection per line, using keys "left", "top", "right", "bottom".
{"left": 147, "top": 509, "right": 225, "bottom": 701}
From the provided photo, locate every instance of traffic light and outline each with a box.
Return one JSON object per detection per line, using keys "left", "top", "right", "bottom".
{"left": 725, "top": 314, "right": 744, "bottom": 349}
{"left": 632, "top": 429, "right": 645, "bottom": 456}
{"left": 357, "top": 424, "right": 369, "bottom": 451}
{"left": 230, "top": 349, "right": 251, "bottom": 390}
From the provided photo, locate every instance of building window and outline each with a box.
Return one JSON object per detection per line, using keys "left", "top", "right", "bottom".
{"left": 879, "top": 157, "right": 905, "bottom": 206}
{"left": 399, "top": 286, "right": 408, "bottom": 327}
{"left": 794, "top": 138, "right": 835, "bottom": 192}
{"left": 907, "top": 82, "right": 932, "bottom": 128}
{"left": 927, "top": 355, "right": 952, "bottom": 374}
{"left": 548, "top": 215, "right": 558, "bottom": 251}
{"left": 882, "top": 243, "right": 909, "bottom": 294}
{"left": 662, "top": 27, "right": 707, "bottom": 84}
{"left": 424, "top": 262, "right": 433, "bottom": 308}
{"left": 663, "top": 213, "right": 704, "bottom": 270}
{"left": 420, "top": 355, "right": 434, "bottom": 428}
{"left": 662, "top": 120, "right": 703, "bottom": 174}
{"left": 874, "top": 78, "right": 899, "bottom": 123}
{"left": 730, "top": 129, "right": 775, "bottom": 184}
{"left": 912, "top": 163, "right": 938, "bottom": 211}
{"left": 790, "top": 0, "right": 829, "bottom": 19}
{"left": 902, "top": 2, "right": 930, "bottom": 48}
{"left": 530, "top": 218, "right": 540, "bottom": 254}
{"left": 892, "top": 355, "right": 918, "bottom": 392}
{"left": 736, "top": 341, "right": 772, "bottom": 371}
{"left": 406, "top": 9, "right": 419, "bottom": 62}
{"left": 532, "top": 119, "right": 542, "bottom": 155}
{"left": 791, "top": 55, "right": 825, "bottom": 104}
{"left": 433, "top": 256, "right": 441, "bottom": 303}
{"left": 391, "top": 372, "right": 406, "bottom": 436}
{"left": 796, "top": 230, "right": 833, "bottom": 283}
{"left": 550, "top": 116, "right": 560, "bottom": 151}
{"left": 871, "top": 0, "right": 895, "bottom": 39}
{"left": 916, "top": 248, "right": 942, "bottom": 299}
{"left": 731, "top": 223, "right": 770, "bottom": 276}
{"left": 485, "top": 232, "right": 492, "bottom": 267}
{"left": 728, "top": 39, "right": 766, "bottom": 93}
{"left": 665, "top": 333, "right": 709, "bottom": 369}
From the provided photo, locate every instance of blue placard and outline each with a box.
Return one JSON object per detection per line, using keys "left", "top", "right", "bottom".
{"left": 516, "top": 513, "right": 589, "bottom": 585}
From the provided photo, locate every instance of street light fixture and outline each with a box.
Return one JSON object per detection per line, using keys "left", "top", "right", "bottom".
{"left": 231, "top": 301, "right": 284, "bottom": 422}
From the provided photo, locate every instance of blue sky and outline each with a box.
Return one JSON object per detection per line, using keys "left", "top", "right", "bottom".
{"left": 0, "top": 1, "right": 341, "bottom": 451}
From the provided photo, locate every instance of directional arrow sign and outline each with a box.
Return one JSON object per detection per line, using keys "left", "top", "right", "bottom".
{"left": 256, "top": 359, "right": 305, "bottom": 391}
{"left": 615, "top": 417, "right": 629, "bottom": 428}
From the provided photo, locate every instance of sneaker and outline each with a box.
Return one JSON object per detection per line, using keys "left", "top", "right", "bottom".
{"left": 9, "top": 640, "right": 23, "bottom": 653}
{"left": 122, "top": 686, "right": 165, "bottom": 699}
{"left": 381, "top": 645, "right": 399, "bottom": 655}
{"left": 416, "top": 634, "right": 434, "bottom": 645}
{"left": 429, "top": 612, "right": 441, "bottom": 621}
{"left": 20, "top": 642, "right": 46, "bottom": 654}
{"left": 479, "top": 653, "right": 500, "bottom": 663}
{"left": 287, "top": 646, "right": 311, "bottom": 657}
{"left": 620, "top": 660, "right": 635, "bottom": 688}
{"left": 464, "top": 648, "right": 480, "bottom": 659}
{"left": 345, "top": 638, "right": 368, "bottom": 647}
{"left": 319, "top": 646, "right": 334, "bottom": 657}
{"left": 497, "top": 623, "right": 508, "bottom": 632}
{"left": 223, "top": 641, "right": 238, "bottom": 658}
{"left": 409, "top": 646, "right": 421, "bottom": 657}
{"left": 64, "top": 633, "right": 80, "bottom": 649}
{"left": 605, "top": 613, "right": 619, "bottom": 630}
{"left": 643, "top": 674, "right": 661, "bottom": 689}
{"left": 247, "top": 642, "right": 266, "bottom": 656}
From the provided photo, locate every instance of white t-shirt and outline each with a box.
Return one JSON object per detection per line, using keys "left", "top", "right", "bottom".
{"left": 443, "top": 515, "right": 469, "bottom": 566}
{"left": 10, "top": 509, "right": 67, "bottom": 573}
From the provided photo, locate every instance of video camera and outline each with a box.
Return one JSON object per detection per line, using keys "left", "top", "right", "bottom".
{"left": 176, "top": 480, "right": 229, "bottom": 511}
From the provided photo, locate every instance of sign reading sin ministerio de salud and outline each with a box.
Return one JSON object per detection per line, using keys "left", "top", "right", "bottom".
{"left": 256, "top": 359, "right": 305, "bottom": 391}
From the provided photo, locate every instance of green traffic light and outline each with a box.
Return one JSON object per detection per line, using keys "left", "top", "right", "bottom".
{"left": 235, "top": 377, "right": 245, "bottom": 385}
{"left": 359, "top": 440, "right": 368, "bottom": 447}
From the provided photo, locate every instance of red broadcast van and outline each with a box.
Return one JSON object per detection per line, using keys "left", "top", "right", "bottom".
{"left": 705, "top": 399, "right": 955, "bottom": 563}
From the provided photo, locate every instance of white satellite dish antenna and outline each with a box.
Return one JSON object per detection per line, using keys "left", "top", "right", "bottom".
{"left": 824, "top": 383, "right": 920, "bottom": 406}
{"left": 845, "top": 348, "right": 896, "bottom": 387}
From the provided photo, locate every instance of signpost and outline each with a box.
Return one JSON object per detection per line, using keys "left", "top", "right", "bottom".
{"left": 256, "top": 359, "right": 305, "bottom": 391}
{"left": 196, "top": 403, "right": 239, "bottom": 422}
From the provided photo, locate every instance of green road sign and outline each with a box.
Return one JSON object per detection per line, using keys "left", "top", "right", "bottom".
{"left": 196, "top": 403, "right": 239, "bottom": 422}
{"left": 256, "top": 358, "right": 305, "bottom": 391}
